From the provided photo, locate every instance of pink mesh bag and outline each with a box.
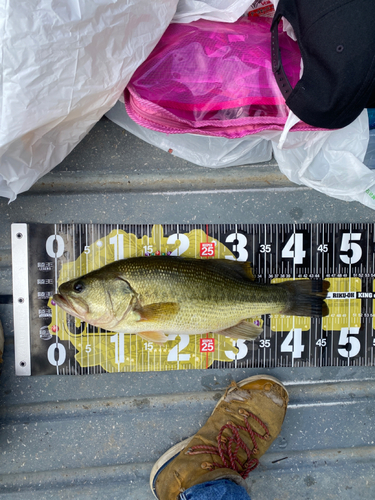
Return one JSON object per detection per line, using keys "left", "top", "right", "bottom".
{"left": 125, "top": 17, "right": 318, "bottom": 138}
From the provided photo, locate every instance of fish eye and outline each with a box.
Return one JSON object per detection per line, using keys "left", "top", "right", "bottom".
{"left": 73, "top": 281, "right": 85, "bottom": 293}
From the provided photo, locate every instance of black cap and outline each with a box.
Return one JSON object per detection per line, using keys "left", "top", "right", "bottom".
{"left": 271, "top": 0, "right": 375, "bottom": 129}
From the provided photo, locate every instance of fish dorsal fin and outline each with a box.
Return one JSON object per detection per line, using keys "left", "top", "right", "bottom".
{"left": 204, "top": 259, "right": 255, "bottom": 281}
{"left": 217, "top": 320, "right": 262, "bottom": 340}
{"left": 137, "top": 331, "right": 169, "bottom": 344}
{"left": 238, "top": 261, "right": 255, "bottom": 281}
{"left": 135, "top": 302, "right": 180, "bottom": 322}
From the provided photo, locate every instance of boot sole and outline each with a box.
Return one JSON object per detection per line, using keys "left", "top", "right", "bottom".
{"left": 150, "top": 374, "right": 288, "bottom": 498}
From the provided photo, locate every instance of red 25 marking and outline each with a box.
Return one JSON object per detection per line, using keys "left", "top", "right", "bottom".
{"left": 200, "top": 242, "right": 215, "bottom": 257}
{"left": 200, "top": 338, "right": 215, "bottom": 352}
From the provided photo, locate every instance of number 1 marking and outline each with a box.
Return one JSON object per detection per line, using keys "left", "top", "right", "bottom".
{"left": 110, "top": 234, "right": 124, "bottom": 261}
{"left": 110, "top": 333, "right": 125, "bottom": 365}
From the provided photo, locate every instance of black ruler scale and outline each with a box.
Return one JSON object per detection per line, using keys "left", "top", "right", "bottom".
{"left": 11, "top": 223, "right": 375, "bottom": 376}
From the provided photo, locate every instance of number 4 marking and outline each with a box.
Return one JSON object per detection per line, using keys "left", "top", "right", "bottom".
{"left": 281, "top": 328, "right": 304, "bottom": 358}
{"left": 281, "top": 234, "right": 306, "bottom": 264}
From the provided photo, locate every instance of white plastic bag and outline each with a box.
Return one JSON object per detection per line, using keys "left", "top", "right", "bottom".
{"left": 271, "top": 110, "right": 375, "bottom": 209}
{"left": 107, "top": 101, "right": 375, "bottom": 210}
{"left": 0, "top": 1, "right": 178, "bottom": 201}
{"left": 172, "top": 0, "right": 254, "bottom": 23}
{"left": 105, "top": 101, "right": 274, "bottom": 168}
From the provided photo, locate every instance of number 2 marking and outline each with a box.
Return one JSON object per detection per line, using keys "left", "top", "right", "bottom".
{"left": 167, "top": 335, "right": 190, "bottom": 362}
{"left": 167, "top": 234, "right": 189, "bottom": 256}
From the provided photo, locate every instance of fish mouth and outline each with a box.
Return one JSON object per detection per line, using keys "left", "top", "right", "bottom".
{"left": 52, "top": 293, "right": 88, "bottom": 320}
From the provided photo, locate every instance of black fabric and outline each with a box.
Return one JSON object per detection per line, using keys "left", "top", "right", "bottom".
{"left": 272, "top": 0, "right": 375, "bottom": 129}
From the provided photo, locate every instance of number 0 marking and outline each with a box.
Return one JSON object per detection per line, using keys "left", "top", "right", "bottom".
{"left": 47, "top": 343, "right": 66, "bottom": 366}
{"left": 46, "top": 235, "right": 64, "bottom": 259}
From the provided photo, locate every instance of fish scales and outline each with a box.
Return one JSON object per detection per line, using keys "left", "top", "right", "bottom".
{"left": 112, "top": 258, "right": 285, "bottom": 332}
{"left": 53, "top": 256, "right": 329, "bottom": 342}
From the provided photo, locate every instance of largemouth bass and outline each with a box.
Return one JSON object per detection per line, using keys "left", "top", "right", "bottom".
{"left": 53, "top": 256, "right": 329, "bottom": 343}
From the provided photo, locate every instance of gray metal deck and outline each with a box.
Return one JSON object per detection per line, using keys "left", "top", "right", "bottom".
{"left": 0, "top": 116, "right": 374, "bottom": 499}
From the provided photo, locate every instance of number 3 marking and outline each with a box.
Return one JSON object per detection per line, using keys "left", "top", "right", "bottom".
{"left": 225, "top": 339, "right": 248, "bottom": 360}
{"left": 225, "top": 233, "right": 248, "bottom": 262}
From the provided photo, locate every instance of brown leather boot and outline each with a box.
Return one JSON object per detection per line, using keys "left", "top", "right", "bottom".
{"left": 150, "top": 375, "right": 289, "bottom": 499}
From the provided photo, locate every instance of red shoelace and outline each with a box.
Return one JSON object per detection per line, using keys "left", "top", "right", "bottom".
{"left": 186, "top": 408, "right": 270, "bottom": 479}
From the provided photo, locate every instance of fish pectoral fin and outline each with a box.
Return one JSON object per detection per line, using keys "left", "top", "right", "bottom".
{"left": 135, "top": 302, "right": 180, "bottom": 322}
{"left": 217, "top": 321, "right": 263, "bottom": 341}
{"left": 137, "top": 331, "right": 169, "bottom": 344}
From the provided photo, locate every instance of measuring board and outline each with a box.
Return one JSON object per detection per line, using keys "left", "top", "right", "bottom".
{"left": 11, "top": 222, "right": 375, "bottom": 376}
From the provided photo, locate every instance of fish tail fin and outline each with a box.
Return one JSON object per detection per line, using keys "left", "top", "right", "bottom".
{"left": 278, "top": 279, "right": 330, "bottom": 317}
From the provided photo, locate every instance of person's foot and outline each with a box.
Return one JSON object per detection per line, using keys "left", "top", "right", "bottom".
{"left": 150, "top": 375, "right": 289, "bottom": 499}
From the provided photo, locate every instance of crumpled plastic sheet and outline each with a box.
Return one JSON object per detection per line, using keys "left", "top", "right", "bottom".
{"left": 107, "top": 102, "right": 375, "bottom": 210}
{"left": 272, "top": 110, "right": 375, "bottom": 209}
{"left": 172, "top": 0, "right": 256, "bottom": 23}
{"left": 106, "top": 100, "right": 275, "bottom": 167}
{"left": 0, "top": 0, "right": 179, "bottom": 201}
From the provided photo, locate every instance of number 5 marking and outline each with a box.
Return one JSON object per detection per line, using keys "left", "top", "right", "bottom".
{"left": 337, "top": 327, "right": 360, "bottom": 358}
{"left": 339, "top": 233, "right": 362, "bottom": 264}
